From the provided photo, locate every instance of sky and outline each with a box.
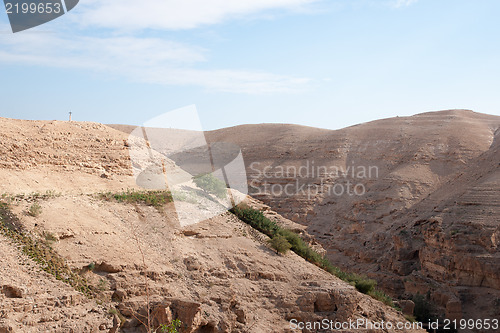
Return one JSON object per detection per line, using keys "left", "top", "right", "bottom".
{"left": 1, "top": 0, "right": 500, "bottom": 131}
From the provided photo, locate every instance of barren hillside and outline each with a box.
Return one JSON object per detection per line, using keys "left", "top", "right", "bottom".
{"left": 200, "top": 109, "right": 500, "bottom": 324}
{"left": 0, "top": 117, "right": 422, "bottom": 332}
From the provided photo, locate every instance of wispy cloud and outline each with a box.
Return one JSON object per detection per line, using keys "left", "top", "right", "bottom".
{"left": 0, "top": 33, "right": 310, "bottom": 94}
{"left": 393, "top": 0, "right": 419, "bottom": 8}
{"left": 0, "top": 1, "right": 318, "bottom": 94}
{"left": 74, "top": 0, "right": 319, "bottom": 31}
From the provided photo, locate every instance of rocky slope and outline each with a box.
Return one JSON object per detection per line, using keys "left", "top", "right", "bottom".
{"left": 199, "top": 110, "right": 500, "bottom": 323}
{"left": 0, "top": 118, "right": 135, "bottom": 194}
{"left": 0, "top": 117, "right": 422, "bottom": 332}
{"left": 382, "top": 125, "right": 500, "bottom": 321}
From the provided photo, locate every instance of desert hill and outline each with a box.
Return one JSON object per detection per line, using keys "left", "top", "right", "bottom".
{"left": 199, "top": 109, "right": 500, "bottom": 323}
{"left": 0, "top": 118, "right": 135, "bottom": 194}
{"left": 0, "top": 117, "right": 422, "bottom": 332}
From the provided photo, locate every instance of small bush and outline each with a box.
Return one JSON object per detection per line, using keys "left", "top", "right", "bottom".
{"left": 231, "top": 206, "right": 279, "bottom": 237}
{"left": 368, "top": 289, "right": 394, "bottom": 306}
{"left": 269, "top": 235, "right": 292, "bottom": 254}
{"left": 193, "top": 173, "right": 227, "bottom": 199}
{"left": 352, "top": 276, "right": 377, "bottom": 294}
{"left": 160, "top": 319, "right": 182, "bottom": 333}
{"left": 27, "top": 202, "right": 42, "bottom": 217}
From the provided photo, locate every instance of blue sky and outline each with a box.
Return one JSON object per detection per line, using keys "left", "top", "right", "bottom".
{"left": 1, "top": 0, "right": 500, "bottom": 130}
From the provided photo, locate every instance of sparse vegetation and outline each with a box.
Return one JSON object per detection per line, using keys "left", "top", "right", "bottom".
{"left": 98, "top": 278, "right": 108, "bottom": 291}
{"left": 368, "top": 289, "right": 393, "bottom": 306}
{"left": 404, "top": 314, "right": 417, "bottom": 322}
{"left": 108, "top": 308, "right": 119, "bottom": 315}
{"left": 98, "top": 189, "right": 173, "bottom": 210}
{"left": 159, "top": 319, "right": 182, "bottom": 333}
{"left": 108, "top": 308, "right": 126, "bottom": 327}
{"left": 27, "top": 202, "right": 42, "bottom": 217}
{"left": 2, "top": 190, "right": 61, "bottom": 204}
{"left": 269, "top": 234, "right": 292, "bottom": 254}
{"left": 354, "top": 276, "right": 377, "bottom": 294}
{"left": 193, "top": 173, "right": 227, "bottom": 199}
{"left": 87, "top": 262, "right": 96, "bottom": 271}
{"left": 43, "top": 231, "right": 58, "bottom": 245}
{"left": 0, "top": 202, "right": 93, "bottom": 297}
{"left": 231, "top": 205, "right": 394, "bottom": 306}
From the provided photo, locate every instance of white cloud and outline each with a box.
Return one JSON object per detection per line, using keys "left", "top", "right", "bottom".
{"left": 0, "top": 33, "right": 310, "bottom": 94}
{"left": 393, "top": 0, "right": 418, "bottom": 8}
{"left": 0, "top": 1, "right": 317, "bottom": 93}
{"left": 74, "top": 0, "right": 318, "bottom": 31}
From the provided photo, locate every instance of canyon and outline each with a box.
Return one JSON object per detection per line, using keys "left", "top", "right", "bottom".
{"left": 0, "top": 116, "right": 427, "bottom": 332}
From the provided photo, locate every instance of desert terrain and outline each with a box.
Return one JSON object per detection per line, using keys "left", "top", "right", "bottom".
{"left": 112, "top": 109, "right": 500, "bottom": 329}
{"left": 202, "top": 109, "right": 500, "bottom": 325}
{"left": 0, "top": 117, "right": 426, "bottom": 332}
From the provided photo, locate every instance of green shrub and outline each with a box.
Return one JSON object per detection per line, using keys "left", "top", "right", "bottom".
{"left": 231, "top": 206, "right": 279, "bottom": 237}
{"left": 160, "top": 319, "right": 182, "bottom": 333}
{"left": 27, "top": 202, "right": 42, "bottom": 217}
{"left": 193, "top": 173, "right": 227, "bottom": 199}
{"left": 352, "top": 275, "right": 377, "bottom": 294}
{"left": 368, "top": 289, "right": 394, "bottom": 306}
{"left": 269, "top": 235, "right": 292, "bottom": 254}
